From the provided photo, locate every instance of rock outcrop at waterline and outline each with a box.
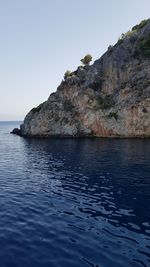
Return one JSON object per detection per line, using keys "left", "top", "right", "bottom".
{"left": 12, "top": 20, "right": 150, "bottom": 137}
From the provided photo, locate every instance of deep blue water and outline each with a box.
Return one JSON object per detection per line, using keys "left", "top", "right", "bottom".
{"left": 0, "top": 121, "right": 150, "bottom": 267}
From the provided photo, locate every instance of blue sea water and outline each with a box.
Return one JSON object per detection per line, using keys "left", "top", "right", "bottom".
{"left": 0, "top": 121, "right": 150, "bottom": 267}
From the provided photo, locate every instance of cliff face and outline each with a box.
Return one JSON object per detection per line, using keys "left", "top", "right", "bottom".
{"left": 16, "top": 20, "right": 150, "bottom": 137}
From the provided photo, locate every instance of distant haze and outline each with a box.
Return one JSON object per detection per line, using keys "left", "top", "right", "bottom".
{"left": 0, "top": 0, "right": 150, "bottom": 120}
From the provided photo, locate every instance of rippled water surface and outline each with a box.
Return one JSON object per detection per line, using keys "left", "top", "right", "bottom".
{"left": 0, "top": 121, "right": 150, "bottom": 267}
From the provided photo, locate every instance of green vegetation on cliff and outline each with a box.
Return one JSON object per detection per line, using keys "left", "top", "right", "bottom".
{"left": 138, "top": 33, "right": 150, "bottom": 57}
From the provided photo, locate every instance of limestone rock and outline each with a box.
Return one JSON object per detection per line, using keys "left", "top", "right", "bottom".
{"left": 12, "top": 19, "right": 150, "bottom": 137}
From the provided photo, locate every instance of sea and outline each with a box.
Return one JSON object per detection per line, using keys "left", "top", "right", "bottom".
{"left": 0, "top": 121, "right": 150, "bottom": 267}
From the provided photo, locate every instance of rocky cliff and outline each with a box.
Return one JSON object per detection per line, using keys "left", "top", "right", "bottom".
{"left": 13, "top": 19, "right": 150, "bottom": 137}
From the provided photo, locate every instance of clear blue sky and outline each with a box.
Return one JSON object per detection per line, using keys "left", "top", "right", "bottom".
{"left": 0, "top": 0, "right": 150, "bottom": 120}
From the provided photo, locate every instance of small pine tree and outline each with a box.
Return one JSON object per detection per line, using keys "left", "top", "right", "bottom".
{"left": 81, "top": 54, "right": 92, "bottom": 66}
{"left": 64, "top": 70, "right": 72, "bottom": 79}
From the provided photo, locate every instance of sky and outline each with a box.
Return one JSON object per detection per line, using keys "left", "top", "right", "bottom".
{"left": 0, "top": 0, "right": 150, "bottom": 120}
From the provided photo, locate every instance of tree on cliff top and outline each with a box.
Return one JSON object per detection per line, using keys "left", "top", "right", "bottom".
{"left": 81, "top": 54, "right": 92, "bottom": 66}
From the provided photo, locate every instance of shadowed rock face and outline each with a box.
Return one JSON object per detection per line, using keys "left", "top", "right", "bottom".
{"left": 14, "top": 20, "right": 150, "bottom": 137}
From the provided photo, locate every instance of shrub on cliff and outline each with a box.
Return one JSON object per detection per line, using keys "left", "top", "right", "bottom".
{"left": 81, "top": 54, "right": 92, "bottom": 66}
{"left": 132, "top": 19, "right": 150, "bottom": 31}
{"left": 117, "top": 19, "right": 150, "bottom": 46}
{"left": 117, "top": 31, "right": 134, "bottom": 45}
{"left": 138, "top": 34, "right": 150, "bottom": 57}
{"left": 64, "top": 70, "right": 72, "bottom": 79}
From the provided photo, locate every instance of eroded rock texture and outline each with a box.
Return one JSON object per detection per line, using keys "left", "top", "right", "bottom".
{"left": 16, "top": 20, "right": 150, "bottom": 137}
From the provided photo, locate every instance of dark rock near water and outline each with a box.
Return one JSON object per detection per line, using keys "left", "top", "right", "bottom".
{"left": 11, "top": 128, "right": 21, "bottom": 136}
